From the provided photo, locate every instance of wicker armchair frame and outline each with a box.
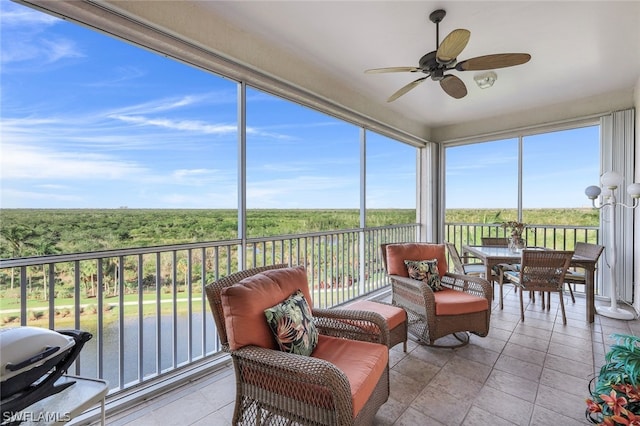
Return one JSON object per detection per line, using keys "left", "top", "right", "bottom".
{"left": 380, "top": 244, "right": 492, "bottom": 348}
{"left": 205, "top": 264, "right": 390, "bottom": 426}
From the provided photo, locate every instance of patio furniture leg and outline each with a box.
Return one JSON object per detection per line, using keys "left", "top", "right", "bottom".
{"left": 559, "top": 290, "right": 567, "bottom": 324}
{"left": 519, "top": 288, "right": 525, "bottom": 322}
{"left": 566, "top": 283, "right": 576, "bottom": 303}
{"left": 499, "top": 276, "right": 504, "bottom": 310}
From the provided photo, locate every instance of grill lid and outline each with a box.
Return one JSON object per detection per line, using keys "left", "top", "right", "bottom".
{"left": 0, "top": 326, "right": 75, "bottom": 382}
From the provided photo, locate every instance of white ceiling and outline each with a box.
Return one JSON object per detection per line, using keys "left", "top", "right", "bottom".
{"left": 193, "top": 1, "right": 640, "bottom": 134}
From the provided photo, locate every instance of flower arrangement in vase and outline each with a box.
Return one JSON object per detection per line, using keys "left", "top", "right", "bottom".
{"left": 501, "top": 221, "right": 526, "bottom": 252}
{"left": 586, "top": 334, "right": 640, "bottom": 425}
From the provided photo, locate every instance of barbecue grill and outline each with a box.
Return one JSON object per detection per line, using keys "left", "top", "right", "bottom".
{"left": 0, "top": 327, "right": 92, "bottom": 423}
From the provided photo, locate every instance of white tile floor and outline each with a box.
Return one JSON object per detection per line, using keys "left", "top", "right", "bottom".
{"left": 105, "top": 284, "right": 640, "bottom": 425}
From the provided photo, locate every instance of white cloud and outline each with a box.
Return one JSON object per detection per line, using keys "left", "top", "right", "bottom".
{"left": 1, "top": 36, "right": 83, "bottom": 66}
{"left": 85, "top": 66, "right": 146, "bottom": 87}
{"left": 0, "top": 142, "right": 147, "bottom": 180}
{"left": 173, "top": 169, "right": 213, "bottom": 178}
{"left": 1, "top": 117, "right": 60, "bottom": 129}
{"left": 41, "top": 37, "right": 84, "bottom": 63}
{"left": 109, "top": 115, "right": 237, "bottom": 135}
{"left": 1, "top": 187, "right": 81, "bottom": 203}
{"left": 0, "top": 41, "right": 41, "bottom": 64}
{"left": 246, "top": 127, "right": 295, "bottom": 140}
{"left": 37, "top": 184, "right": 70, "bottom": 190}
{"left": 0, "top": 3, "right": 60, "bottom": 27}
{"left": 0, "top": 2, "right": 83, "bottom": 67}
{"left": 1, "top": 112, "right": 231, "bottom": 151}
{"left": 447, "top": 153, "right": 516, "bottom": 174}
{"left": 170, "top": 169, "right": 234, "bottom": 186}
{"left": 107, "top": 94, "right": 209, "bottom": 115}
{"left": 246, "top": 175, "right": 357, "bottom": 208}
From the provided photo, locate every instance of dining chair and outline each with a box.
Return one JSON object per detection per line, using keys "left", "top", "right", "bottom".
{"left": 501, "top": 249, "right": 574, "bottom": 324}
{"left": 444, "top": 241, "right": 485, "bottom": 277}
{"left": 564, "top": 242, "right": 605, "bottom": 303}
{"left": 481, "top": 237, "right": 509, "bottom": 247}
{"left": 479, "top": 237, "right": 513, "bottom": 300}
{"left": 445, "top": 241, "right": 501, "bottom": 301}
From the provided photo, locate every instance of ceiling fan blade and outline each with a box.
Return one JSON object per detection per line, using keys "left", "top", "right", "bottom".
{"left": 365, "top": 66, "right": 421, "bottom": 74}
{"left": 436, "top": 29, "right": 470, "bottom": 63}
{"left": 440, "top": 75, "right": 467, "bottom": 99}
{"left": 387, "top": 76, "right": 429, "bottom": 102}
{"left": 456, "top": 53, "right": 531, "bottom": 71}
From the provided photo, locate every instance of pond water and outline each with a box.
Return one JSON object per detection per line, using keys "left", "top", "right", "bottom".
{"left": 73, "top": 312, "right": 219, "bottom": 389}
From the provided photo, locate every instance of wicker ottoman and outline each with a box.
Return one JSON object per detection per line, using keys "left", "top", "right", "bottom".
{"left": 344, "top": 300, "right": 408, "bottom": 352}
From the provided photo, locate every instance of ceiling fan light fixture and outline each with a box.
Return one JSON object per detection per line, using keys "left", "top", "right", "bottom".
{"left": 474, "top": 71, "right": 497, "bottom": 89}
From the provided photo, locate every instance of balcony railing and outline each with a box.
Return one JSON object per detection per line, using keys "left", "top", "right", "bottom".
{"left": 0, "top": 224, "right": 417, "bottom": 397}
{"left": 445, "top": 222, "right": 599, "bottom": 250}
{"left": 0, "top": 221, "right": 598, "bottom": 414}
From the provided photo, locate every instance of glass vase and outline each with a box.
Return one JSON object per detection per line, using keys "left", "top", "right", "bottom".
{"left": 508, "top": 236, "right": 526, "bottom": 253}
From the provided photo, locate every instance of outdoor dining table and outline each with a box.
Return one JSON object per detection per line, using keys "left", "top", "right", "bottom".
{"left": 462, "top": 245, "right": 599, "bottom": 323}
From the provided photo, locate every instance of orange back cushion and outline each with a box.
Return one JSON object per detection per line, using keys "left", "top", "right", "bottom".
{"left": 221, "top": 266, "right": 313, "bottom": 351}
{"left": 385, "top": 243, "right": 448, "bottom": 277}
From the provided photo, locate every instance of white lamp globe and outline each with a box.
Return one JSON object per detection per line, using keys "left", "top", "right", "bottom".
{"left": 601, "top": 171, "right": 623, "bottom": 189}
{"left": 627, "top": 183, "right": 640, "bottom": 198}
{"left": 585, "top": 185, "right": 602, "bottom": 199}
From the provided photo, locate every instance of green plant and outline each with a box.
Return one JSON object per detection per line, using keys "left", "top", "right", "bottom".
{"left": 501, "top": 221, "right": 527, "bottom": 238}
{"left": 586, "top": 334, "right": 640, "bottom": 425}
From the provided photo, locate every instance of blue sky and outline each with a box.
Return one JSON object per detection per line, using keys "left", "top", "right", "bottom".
{"left": 0, "top": 1, "right": 597, "bottom": 210}
{"left": 446, "top": 125, "right": 600, "bottom": 209}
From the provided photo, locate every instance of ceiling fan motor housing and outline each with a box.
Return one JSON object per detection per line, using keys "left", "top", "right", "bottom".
{"left": 418, "top": 52, "right": 451, "bottom": 80}
{"left": 418, "top": 51, "right": 437, "bottom": 70}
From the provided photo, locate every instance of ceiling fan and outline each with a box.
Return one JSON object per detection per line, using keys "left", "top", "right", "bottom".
{"left": 365, "top": 9, "right": 531, "bottom": 101}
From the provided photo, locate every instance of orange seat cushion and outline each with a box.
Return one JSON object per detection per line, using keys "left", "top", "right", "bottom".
{"left": 385, "top": 243, "right": 448, "bottom": 278}
{"left": 221, "top": 266, "right": 313, "bottom": 351}
{"left": 434, "top": 288, "right": 489, "bottom": 316}
{"left": 344, "top": 300, "right": 407, "bottom": 330}
{"left": 312, "top": 335, "right": 388, "bottom": 418}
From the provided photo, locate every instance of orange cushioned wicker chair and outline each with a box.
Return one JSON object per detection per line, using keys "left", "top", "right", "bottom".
{"left": 205, "top": 264, "right": 390, "bottom": 426}
{"left": 380, "top": 243, "right": 492, "bottom": 348}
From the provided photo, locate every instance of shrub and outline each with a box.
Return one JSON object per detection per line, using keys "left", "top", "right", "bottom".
{"left": 28, "top": 310, "right": 44, "bottom": 321}
{"left": 2, "top": 315, "right": 18, "bottom": 324}
{"left": 56, "top": 289, "right": 74, "bottom": 299}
